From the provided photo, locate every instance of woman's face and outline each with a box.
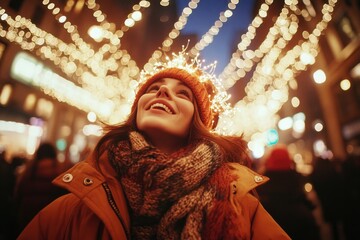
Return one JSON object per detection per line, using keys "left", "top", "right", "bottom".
{"left": 136, "top": 78, "right": 195, "bottom": 139}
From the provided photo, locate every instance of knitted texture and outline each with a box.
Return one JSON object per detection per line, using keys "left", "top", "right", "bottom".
{"left": 132, "top": 68, "right": 215, "bottom": 129}
{"left": 108, "top": 131, "right": 222, "bottom": 239}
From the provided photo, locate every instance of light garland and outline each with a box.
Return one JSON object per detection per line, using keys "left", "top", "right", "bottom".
{"left": 219, "top": 0, "right": 274, "bottom": 88}
{"left": 215, "top": 0, "right": 337, "bottom": 142}
{"left": 189, "top": 0, "right": 241, "bottom": 57}
{"left": 145, "top": 0, "right": 200, "bottom": 72}
{"left": 0, "top": 0, "right": 338, "bottom": 143}
{"left": 140, "top": 50, "right": 231, "bottom": 115}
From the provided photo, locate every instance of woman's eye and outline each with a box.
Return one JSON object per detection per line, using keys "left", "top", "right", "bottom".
{"left": 146, "top": 85, "right": 159, "bottom": 93}
{"left": 177, "top": 90, "right": 192, "bottom": 100}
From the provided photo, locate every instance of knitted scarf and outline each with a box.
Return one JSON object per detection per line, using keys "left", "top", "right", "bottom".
{"left": 108, "top": 131, "right": 223, "bottom": 239}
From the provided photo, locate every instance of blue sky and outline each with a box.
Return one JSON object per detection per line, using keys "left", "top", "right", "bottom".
{"left": 175, "top": 0, "right": 255, "bottom": 75}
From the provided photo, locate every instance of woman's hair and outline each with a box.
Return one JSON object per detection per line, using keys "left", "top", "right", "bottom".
{"left": 94, "top": 98, "right": 251, "bottom": 168}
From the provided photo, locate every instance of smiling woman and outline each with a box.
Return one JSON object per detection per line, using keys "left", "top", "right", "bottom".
{"left": 136, "top": 77, "right": 195, "bottom": 151}
{"left": 18, "top": 53, "right": 291, "bottom": 240}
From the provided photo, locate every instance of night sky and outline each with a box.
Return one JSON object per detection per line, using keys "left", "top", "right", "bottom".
{"left": 175, "top": 0, "right": 255, "bottom": 75}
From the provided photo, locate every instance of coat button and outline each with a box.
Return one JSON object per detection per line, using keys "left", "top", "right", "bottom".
{"left": 254, "top": 175, "right": 263, "bottom": 183}
{"left": 83, "top": 178, "right": 94, "bottom": 186}
{"left": 62, "top": 173, "right": 73, "bottom": 183}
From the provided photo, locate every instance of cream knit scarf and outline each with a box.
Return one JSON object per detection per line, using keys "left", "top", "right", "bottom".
{"left": 108, "top": 131, "right": 223, "bottom": 239}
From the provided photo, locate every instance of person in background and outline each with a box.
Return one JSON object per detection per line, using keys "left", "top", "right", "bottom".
{"left": 310, "top": 156, "right": 348, "bottom": 240}
{"left": 0, "top": 149, "right": 19, "bottom": 240}
{"left": 341, "top": 154, "right": 360, "bottom": 239}
{"left": 14, "top": 142, "right": 67, "bottom": 233}
{"left": 257, "top": 144, "right": 320, "bottom": 240}
{"left": 18, "top": 53, "right": 290, "bottom": 239}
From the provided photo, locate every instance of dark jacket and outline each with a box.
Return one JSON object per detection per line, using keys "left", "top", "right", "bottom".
{"left": 15, "top": 158, "right": 67, "bottom": 231}
{"left": 257, "top": 170, "right": 319, "bottom": 240}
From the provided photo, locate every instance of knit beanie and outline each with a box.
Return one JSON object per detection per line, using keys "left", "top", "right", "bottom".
{"left": 132, "top": 67, "right": 216, "bottom": 129}
{"left": 265, "top": 145, "right": 293, "bottom": 171}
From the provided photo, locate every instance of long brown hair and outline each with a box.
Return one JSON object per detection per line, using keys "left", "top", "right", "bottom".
{"left": 94, "top": 94, "right": 251, "bottom": 168}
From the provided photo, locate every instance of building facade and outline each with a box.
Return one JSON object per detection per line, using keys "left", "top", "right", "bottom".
{"left": 0, "top": 0, "right": 182, "bottom": 163}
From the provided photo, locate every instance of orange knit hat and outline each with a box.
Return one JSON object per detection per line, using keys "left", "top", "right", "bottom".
{"left": 132, "top": 67, "right": 216, "bottom": 129}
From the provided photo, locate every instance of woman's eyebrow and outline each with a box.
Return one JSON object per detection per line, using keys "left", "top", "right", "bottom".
{"left": 177, "top": 81, "right": 190, "bottom": 89}
{"left": 150, "top": 79, "right": 165, "bottom": 85}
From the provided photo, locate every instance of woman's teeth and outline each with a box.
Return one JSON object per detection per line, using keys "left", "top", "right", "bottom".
{"left": 150, "top": 103, "right": 173, "bottom": 114}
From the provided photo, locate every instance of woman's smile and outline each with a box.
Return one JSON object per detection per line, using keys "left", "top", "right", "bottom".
{"left": 136, "top": 77, "right": 194, "bottom": 139}
{"left": 147, "top": 100, "right": 175, "bottom": 114}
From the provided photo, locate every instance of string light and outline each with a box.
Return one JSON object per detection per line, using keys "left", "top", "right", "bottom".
{"left": 189, "top": 0, "right": 241, "bottom": 57}
{"left": 140, "top": 50, "right": 231, "bottom": 115}
{"left": 0, "top": 0, "right": 338, "bottom": 141}
{"left": 145, "top": 0, "right": 200, "bottom": 71}
{"left": 215, "top": 0, "right": 337, "bottom": 141}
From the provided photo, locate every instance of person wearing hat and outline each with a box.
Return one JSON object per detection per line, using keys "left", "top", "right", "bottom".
{"left": 257, "top": 145, "right": 320, "bottom": 240}
{"left": 18, "top": 55, "right": 290, "bottom": 239}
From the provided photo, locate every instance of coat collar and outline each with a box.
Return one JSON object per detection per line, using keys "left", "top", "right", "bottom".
{"left": 53, "top": 148, "right": 119, "bottom": 196}
{"left": 227, "top": 163, "right": 269, "bottom": 199}
{"left": 53, "top": 150, "right": 130, "bottom": 239}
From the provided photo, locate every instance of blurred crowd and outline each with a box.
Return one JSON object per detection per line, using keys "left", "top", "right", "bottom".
{"left": 254, "top": 145, "right": 360, "bottom": 240}
{"left": 0, "top": 142, "right": 359, "bottom": 240}
{"left": 0, "top": 142, "right": 72, "bottom": 240}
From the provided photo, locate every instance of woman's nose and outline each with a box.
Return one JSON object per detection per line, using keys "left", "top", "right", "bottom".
{"left": 156, "top": 85, "right": 171, "bottom": 98}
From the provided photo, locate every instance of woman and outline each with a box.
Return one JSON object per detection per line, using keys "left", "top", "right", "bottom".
{"left": 18, "top": 56, "right": 290, "bottom": 239}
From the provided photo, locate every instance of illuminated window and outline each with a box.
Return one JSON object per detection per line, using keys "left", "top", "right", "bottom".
{"left": 36, "top": 98, "right": 54, "bottom": 119}
{"left": 10, "top": 52, "right": 39, "bottom": 85}
{"left": 0, "top": 84, "right": 12, "bottom": 105}
{"left": 24, "top": 93, "right": 36, "bottom": 111}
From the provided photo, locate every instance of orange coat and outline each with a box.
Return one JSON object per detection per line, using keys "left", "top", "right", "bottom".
{"left": 15, "top": 158, "right": 67, "bottom": 230}
{"left": 18, "top": 151, "right": 290, "bottom": 240}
